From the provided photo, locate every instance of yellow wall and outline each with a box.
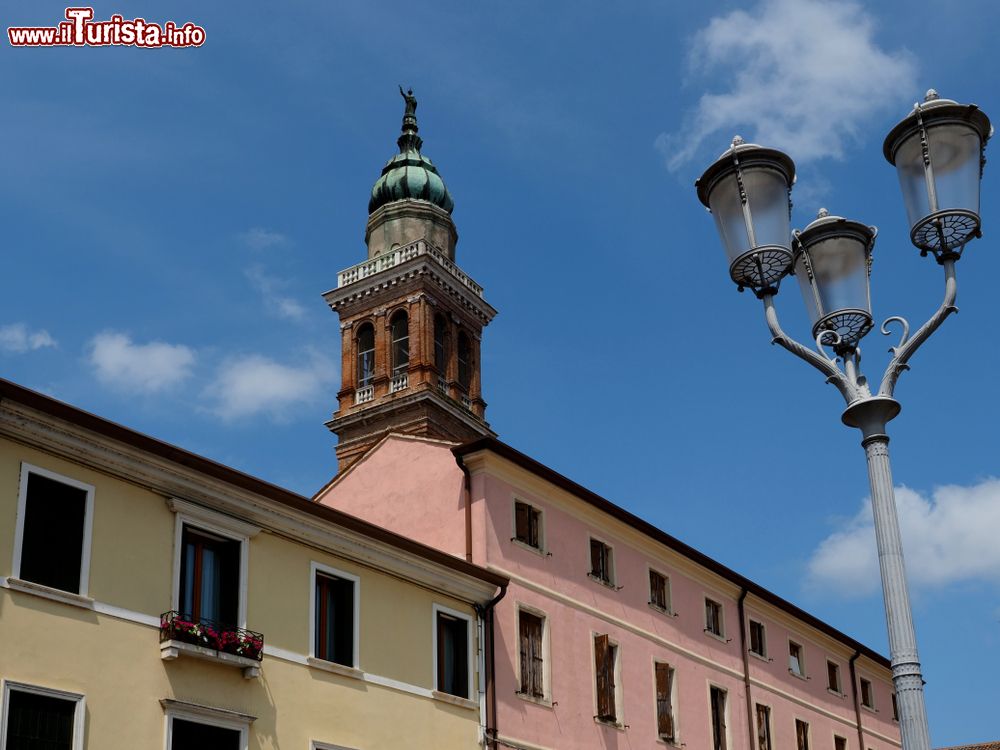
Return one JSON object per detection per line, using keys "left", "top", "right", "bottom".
{"left": 0, "top": 435, "right": 484, "bottom": 749}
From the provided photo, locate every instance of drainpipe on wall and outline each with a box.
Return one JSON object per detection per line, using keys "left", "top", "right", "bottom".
{"left": 475, "top": 584, "right": 507, "bottom": 750}
{"left": 737, "top": 588, "right": 757, "bottom": 750}
{"left": 849, "top": 651, "right": 866, "bottom": 750}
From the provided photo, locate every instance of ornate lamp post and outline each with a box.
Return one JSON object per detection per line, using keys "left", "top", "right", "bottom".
{"left": 696, "top": 91, "right": 992, "bottom": 750}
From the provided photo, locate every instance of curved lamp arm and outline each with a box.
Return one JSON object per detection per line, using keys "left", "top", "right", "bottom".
{"left": 878, "top": 258, "right": 958, "bottom": 398}
{"left": 761, "top": 294, "right": 857, "bottom": 404}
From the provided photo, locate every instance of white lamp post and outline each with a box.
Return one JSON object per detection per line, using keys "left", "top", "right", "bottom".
{"left": 696, "top": 91, "right": 992, "bottom": 750}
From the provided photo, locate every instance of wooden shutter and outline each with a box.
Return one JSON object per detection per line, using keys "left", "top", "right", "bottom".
{"left": 529, "top": 616, "right": 543, "bottom": 696}
{"left": 515, "top": 502, "right": 529, "bottom": 542}
{"left": 527, "top": 507, "right": 539, "bottom": 548}
{"left": 756, "top": 704, "right": 770, "bottom": 750}
{"left": 796, "top": 720, "right": 809, "bottom": 750}
{"left": 594, "top": 634, "right": 614, "bottom": 720}
{"left": 655, "top": 663, "right": 674, "bottom": 737}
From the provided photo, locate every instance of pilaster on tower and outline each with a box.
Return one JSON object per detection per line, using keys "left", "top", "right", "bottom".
{"left": 323, "top": 89, "right": 497, "bottom": 472}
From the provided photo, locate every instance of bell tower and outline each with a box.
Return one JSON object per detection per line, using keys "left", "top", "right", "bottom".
{"left": 323, "top": 89, "right": 497, "bottom": 472}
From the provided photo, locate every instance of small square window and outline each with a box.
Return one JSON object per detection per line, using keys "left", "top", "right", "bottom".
{"left": 749, "top": 619, "right": 766, "bottom": 657}
{"left": 860, "top": 677, "right": 874, "bottom": 709}
{"left": 704, "top": 598, "right": 724, "bottom": 638}
{"left": 649, "top": 569, "right": 670, "bottom": 611}
{"left": 788, "top": 641, "right": 804, "bottom": 676}
{"left": 827, "top": 660, "right": 841, "bottom": 693}
{"left": 589, "top": 539, "right": 613, "bottom": 585}
{"left": 436, "top": 609, "right": 470, "bottom": 699}
{"left": 513, "top": 501, "right": 542, "bottom": 549}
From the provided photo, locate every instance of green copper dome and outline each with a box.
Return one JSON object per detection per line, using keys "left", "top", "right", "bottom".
{"left": 368, "top": 88, "right": 454, "bottom": 215}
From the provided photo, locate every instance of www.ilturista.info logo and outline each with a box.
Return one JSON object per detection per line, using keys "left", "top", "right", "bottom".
{"left": 8, "top": 7, "right": 205, "bottom": 47}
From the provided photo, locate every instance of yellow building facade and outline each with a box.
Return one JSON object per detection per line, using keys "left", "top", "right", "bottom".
{"left": 0, "top": 379, "right": 506, "bottom": 750}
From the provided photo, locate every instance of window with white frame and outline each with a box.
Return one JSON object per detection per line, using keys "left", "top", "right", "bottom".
{"left": 827, "top": 660, "right": 842, "bottom": 693}
{"left": 434, "top": 606, "right": 471, "bottom": 699}
{"left": 517, "top": 609, "right": 545, "bottom": 699}
{"left": 1, "top": 681, "right": 85, "bottom": 750}
{"left": 161, "top": 699, "right": 251, "bottom": 750}
{"left": 311, "top": 563, "right": 359, "bottom": 668}
{"left": 704, "top": 597, "right": 724, "bottom": 638}
{"left": 788, "top": 640, "right": 805, "bottom": 677}
{"left": 513, "top": 500, "right": 542, "bottom": 550}
{"left": 12, "top": 464, "right": 94, "bottom": 596}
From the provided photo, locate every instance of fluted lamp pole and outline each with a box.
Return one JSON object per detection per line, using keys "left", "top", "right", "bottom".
{"left": 695, "top": 91, "right": 992, "bottom": 750}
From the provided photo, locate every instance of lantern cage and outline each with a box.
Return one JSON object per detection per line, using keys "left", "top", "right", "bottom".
{"left": 696, "top": 137, "right": 797, "bottom": 295}
{"left": 792, "top": 210, "right": 877, "bottom": 351}
{"left": 883, "top": 90, "right": 993, "bottom": 260}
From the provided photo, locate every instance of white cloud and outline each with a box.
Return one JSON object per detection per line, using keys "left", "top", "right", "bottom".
{"left": 658, "top": 0, "right": 916, "bottom": 170}
{"left": 245, "top": 265, "right": 306, "bottom": 321}
{"left": 205, "top": 352, "right": 335, "bottom": 421}
{"left": 0, "top": 323, "right": 57, "bottom": 353}
{"left": 239, "top": 227, "right": 290, "bottom": 252}
{"left": 88, "top": 332, "right": 195, "bottom": 393}
{"left": 807, "top": 479, "right": 1000, "bottom": 597}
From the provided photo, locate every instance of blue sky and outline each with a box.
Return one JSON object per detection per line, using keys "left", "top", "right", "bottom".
{"left": 2, "top": 0, "right": 998, "bottom": 742}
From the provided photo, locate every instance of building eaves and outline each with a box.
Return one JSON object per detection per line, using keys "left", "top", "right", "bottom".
{"left": 0, "top": 377, "right": 507, "bottom": 591}
{"left": 453, "top": 435, "right": 889, "bottom": 669}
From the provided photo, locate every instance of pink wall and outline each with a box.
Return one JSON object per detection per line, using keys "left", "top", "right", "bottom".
{"left": 317, "top": 437, "right": 900, "bottom": 749}
{"left": 314, "top": 435, "right": 468, "bottom": 559}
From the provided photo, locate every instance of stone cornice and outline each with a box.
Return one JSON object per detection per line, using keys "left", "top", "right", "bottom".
{"left": 0, "top": 398, "right": 504, "bottom": 603}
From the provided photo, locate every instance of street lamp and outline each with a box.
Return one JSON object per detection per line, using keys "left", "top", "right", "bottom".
{"left": 696, "top": 90, "right": 992, "bottom": 750}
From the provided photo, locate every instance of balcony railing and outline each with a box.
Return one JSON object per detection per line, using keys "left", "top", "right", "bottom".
{"left": 160, "top": 611, "right": 263, "bottom": 662}
{"left": 336, "top": 239, "right": 484, "bottom": 298}
{"left": 390, "top": 371, "right": 408, "bottom": 393}
{"left": 461, "top": 395, "right": 472, "bottom": 410}
{"left": 355, "top": 384, "right": 374, "bottom": 404}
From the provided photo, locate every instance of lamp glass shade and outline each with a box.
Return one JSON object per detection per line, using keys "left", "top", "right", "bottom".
{"left": 793, "top": 215, "right": 875, "bottom": 347}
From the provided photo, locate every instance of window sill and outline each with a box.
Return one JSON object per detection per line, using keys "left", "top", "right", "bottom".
{"left": 593, "top": 716, "right": 625, "bottom": 731}
{"left": 431, "top": 690, "right": 478, "bottom": 710}
{"left": 515, "top": 691, "right": 554, "bottom": 708}
{"left": 4, "top": 577, "right": 94, "bottom": 610}
{"left": 827, "top": 687, "right": 846, "bottom": 698}
{"left": 788, "top": 669, "right": 808, "bottom": 682}
{"left": 511, "top": 539, "right": 548, "bottom": 558}
{"left": 861, "top": 704, "right": 878, "bottom": 714}
{"left": 648, "top": 602, "right": 674, "bottom": 617}
{"left": 307, "top": 657, "right": 364, "bottom": 681}
{"left": 656, "top": 737, "right": 681, "bottom": 747}
{"left": 160, "top": 639, "right": 261, "bottom": 679}
{"left": 587, "top": 574, "right": 616, "bottom": 589}
{"left": 749, "top": 651, "right": 770, "bottom": 663}
{"left": 703, "top": 630, "right": 728, "bottom": 644}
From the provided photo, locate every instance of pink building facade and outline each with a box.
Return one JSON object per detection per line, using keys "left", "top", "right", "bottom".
{"left": 316, "top": 434, "right": 901, "bottom": 750}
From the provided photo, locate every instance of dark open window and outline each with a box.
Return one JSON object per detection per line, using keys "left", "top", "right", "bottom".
{"left": 795, "top": 719, "right": 810, "bottom": 750}
{"left": 179, "top": 525, "right": 239, "bottom": 627}
{"left": 860, "top": 677, "right": 874, "bottom": 708}
{"left": 705, "top": 598, "right": 723, "bottom": 637}
{"left": 649, "top": 570, "right": 669, "bottom": 611}
{"left": 390, "top": 311, "right": 409, "bottom": 374}
{"left": 434, "top": 314, "right": 448, "bottom": 374}
{"left": 892, "top": 692, "right": 898, "bottom": 720}
{"left": 756, "top": 703, "right": 772, "bottom": 750}
{"left": 827, "top": 660, "right": 841, "bottom": 692}
{"left": 436, "top": 611, "right": 469, "bottom": 699}
{"left": 710, "top": 686, "right": 727, "bottom": 750}
{"left": 835, "top": 736, "right": 848, "bottom": 750}
{"left": 315, "top": 573, "right": 354, "bottom": 666}
{"left": 4, "top": 689, "right": 77, "bottom": 750}
{"left": 749, "top": 619, "right": 766, "bottom": 656}
{"left": 356, "top": 323, "right": 375, "bottom": 387}
{"left": 514, "top": 501, "right": 541, "bottom": 549}
{"left": 594, "top": 633, "right": 616, "bottom": 722}
{"left": 457, "top": 331, "right": 471, "bottom": 389}
{"left": 18, "top": 471, "right": 88, "bottom": 594}
{"left": 589, "top": 539, "right": 612, "bottom": 584}
{"left": 171, "top": 718, "right": 241, "bottom": 750}
{"left": 655, "top": 662, "right": 675, "bottom": 740}
{"left": 518, "top": 610, "right": 544, "bottom": 698}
